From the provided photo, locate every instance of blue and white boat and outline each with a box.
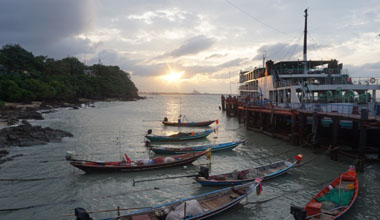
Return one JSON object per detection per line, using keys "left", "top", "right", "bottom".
{"left": 149, "top": 140, "right": 246, "bottom": 154}
{"left": 196, "top": 155, "right": 302, "bottom": 186}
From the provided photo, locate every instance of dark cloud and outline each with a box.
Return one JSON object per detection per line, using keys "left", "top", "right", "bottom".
{"left": 0, "top": 0, "right": 95, "bottom": 58}
{"left": 217, "top": 58, "right": 247, "bottom": 68}
{"left": 91, "top": 49, "right": 246, "bottom": 79}
{"left": 89, "top": 49, "right": 172, "bottom": 77}
{"left": 205, "top": 53, "right": 228, "bottom": 60}
{"left": 253, "top": 43, "right": 329, "bottom": 61}
{"left": 165, "top": 35, "right": 215, "bottom": 57}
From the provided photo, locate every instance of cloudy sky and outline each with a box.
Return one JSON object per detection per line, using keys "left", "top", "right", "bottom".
{"left": 1, "top": 0, "right": 380, "bottom": 93}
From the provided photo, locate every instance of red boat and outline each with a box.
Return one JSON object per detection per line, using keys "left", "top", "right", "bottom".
{"left": 291, "top": 166, "right": 358, "bottom": 220}
{"left": 67, "top": 151, "right": 207, "bottom": 173}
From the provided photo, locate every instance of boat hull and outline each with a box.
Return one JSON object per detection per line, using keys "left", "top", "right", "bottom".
{"left": 101, "top": 180, "right": 261, "bottom": 220}
{"left": 69, "top": 151, "right": 206, "bottom": 173}
{"left": 163, "top": 120, "right": 215, "bottom": 127}
{"left": 150, "top": 140, "right": 244, "bottom": 154}
{"left": 145, "top": 129, "right": 213, "bottom": 142}
{"left": 196, "top": 159, "right": 298, "bottom": 186}
{"left": 301, "top": 167, "right": 358, "bottom": 220}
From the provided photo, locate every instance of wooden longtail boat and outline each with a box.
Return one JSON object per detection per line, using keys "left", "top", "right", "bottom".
{"left": 145, "top": 129, "right": 214, "bottom": 142}
{"left": 149, "top": 140, "right": 246, "bottom": 154}
{"left": 75, "top": 180, "right": 262, "bottom": 220}
{"left": 196, "top": 154, "right": 302, "bottom": 186}
{"left": 162, "top": 120, "right": 216, "bottom": 127}
{"left": 68, "top": 151, "right": 207, "bottom": 173}
{"left": 290, "top": 166, "right": 358, "bottom": 220}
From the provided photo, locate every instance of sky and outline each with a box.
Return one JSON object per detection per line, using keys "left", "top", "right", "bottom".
{"left": 1, "top": 0, "right": 380, "bottom": 94}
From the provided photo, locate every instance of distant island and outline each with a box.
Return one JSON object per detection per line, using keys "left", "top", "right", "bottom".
{"left": 0, "top": 44, "right": 140, "bottom": 106}
{"left": 139, "top": 92, "right": 220, "bottom": 95}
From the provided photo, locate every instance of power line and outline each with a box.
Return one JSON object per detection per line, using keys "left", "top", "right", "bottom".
{"left": 224, "top": 0, "right": 289, "bottom": 36}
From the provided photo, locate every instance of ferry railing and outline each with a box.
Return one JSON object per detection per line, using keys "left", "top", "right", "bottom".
{"left": 241, "top": 99, "right": 379, "bottom": 118}
{"left": 277, "top": 76, "right": 380, "bottom": 88}
{"left": 350, "top": 77, "right": 380, "bottom": 85}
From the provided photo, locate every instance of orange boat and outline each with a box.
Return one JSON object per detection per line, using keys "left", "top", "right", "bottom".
{"left": 290, "top": 166, "right": 358, "bottom": 220}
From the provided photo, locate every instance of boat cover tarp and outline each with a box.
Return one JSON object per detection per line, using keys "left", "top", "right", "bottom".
{"left": 316, "top": 188, "right": 354, "bottom": 206}
{"left": 166, "top": 199, "right": 208, "bottom": 220}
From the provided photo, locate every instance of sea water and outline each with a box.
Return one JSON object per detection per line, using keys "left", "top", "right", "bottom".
{"left": 0, "top": 94, "right": 379, "bottom": 220}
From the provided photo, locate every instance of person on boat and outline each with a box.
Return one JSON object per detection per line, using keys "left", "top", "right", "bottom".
{"left": 163, "top": 117, "right": 168, "bottom": 122}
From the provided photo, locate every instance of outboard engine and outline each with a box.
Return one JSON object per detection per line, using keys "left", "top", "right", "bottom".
{"left": 75, "top": 207, "right": 92, "bottom": 220}
{"left": 198, "top": 166, "right": 209, "bottom": 179}
{"left": 65, "top": 151, "right": 75, "bottom": 161}
{"left": 145, "top": 140, "right": 151, "bottom": 147}
{"left": 163, "top": 117, "right": 168, "bottom": 122}
{"left": 147, "top": 129, "right": 152, "bottom": 135}
{"left": 290, "top": 206, "right": 306, "bottom": 220}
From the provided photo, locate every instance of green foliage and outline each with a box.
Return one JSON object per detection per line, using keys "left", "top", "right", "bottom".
{"left": 0, "top": 100, "right": 4, "bottom": 107}
{"left": 0, "top": 44, "right": 139, "bottom": 102}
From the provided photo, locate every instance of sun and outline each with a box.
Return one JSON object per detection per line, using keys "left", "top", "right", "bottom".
{"left": 162, "top": 71, "right": 184, "bottom": 82}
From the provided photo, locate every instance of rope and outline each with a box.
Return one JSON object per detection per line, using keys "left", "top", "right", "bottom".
{"left": 224, "top": 124, "right": 245, "bottom": 131}
{"left": 243, "top": 175, "right": 334, "bottom": 206}
{"left": 243, "top": 145, "right": 299, "bottom": 162}
{"left": 0, "top": 176, "right": 62, "bottom": 182}
{"left": 0, "top": 181, "right": 196, "bottom": 212}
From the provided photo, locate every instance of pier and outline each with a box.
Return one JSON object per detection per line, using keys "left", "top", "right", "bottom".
{"left": 222, "top": 96, "right": 380, "bottom": 172}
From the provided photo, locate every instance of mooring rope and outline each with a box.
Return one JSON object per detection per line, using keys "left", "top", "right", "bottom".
{"left": 243, "top": 175, "right": 333, "bottom": 206}
{"left": 0, "top": 181, "right": 197, "bottom": 212}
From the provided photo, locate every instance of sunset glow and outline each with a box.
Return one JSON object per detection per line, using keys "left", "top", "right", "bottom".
{"left": 161, "top": 71, "right": 184, "bottom": 82}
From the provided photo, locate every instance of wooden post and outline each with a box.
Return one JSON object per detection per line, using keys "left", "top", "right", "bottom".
{"left": 221, "top": 95, "right": 226, "bottom": 111}
{"left": 298, "top": 113, "right": 305, "bottom": 145}
{"left": 291, "top": 112, "right": 297, "bottom": 145}
{"left": 330, "top": 116, "right": 339, "bottom": 161}
{"left": 311, "top": 111, "right": 319, "bottom": 153}
{"left": 259, "top": 111, "right": 264, "bottom": 130}
{"left": 246, "top": 110, "right": 251, "bottom": 129}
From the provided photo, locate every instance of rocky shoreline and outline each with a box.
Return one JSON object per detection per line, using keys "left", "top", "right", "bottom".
{"left": 0, "top": 100, "right": 89, "bottom": 165}
{"left": 0, "top": 98, "right": 144, "bottom": 165}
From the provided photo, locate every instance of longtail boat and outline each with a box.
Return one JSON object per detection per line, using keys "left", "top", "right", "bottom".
{"left": 290, "top": 166, "right": 358, "bottom": 220}
{"left": 145, "top": 129, "right": 213, "bottom": 142}
{"left": 196, "top": 154, "right": 302, "bottom": 186}
{"left": 149, "top": 140, "right": 246, "bottom": 154}
{"left": 75, "top": 180, "right": 262, "bottom": 220}
{"left": 162, "top": 119, "right": 216, "bottom": 127}
{"left": 67, "top": 151, "right": 207, "bottom": 173}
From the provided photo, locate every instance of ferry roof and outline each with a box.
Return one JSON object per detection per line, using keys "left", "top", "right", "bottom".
{"left": 272, "top": 60, "right": 340, "bottom": 69}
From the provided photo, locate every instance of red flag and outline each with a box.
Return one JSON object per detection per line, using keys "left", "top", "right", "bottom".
{"left": 216, "top": 119, "right": 219, "bottom": 125}
{"left": 123, "top": 154, "right": 132, "bottom": 163}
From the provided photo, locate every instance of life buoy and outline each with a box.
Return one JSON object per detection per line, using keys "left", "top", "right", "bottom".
{"left": 370, "top": 77, "right": 376, "bottom": 84}
{"left": 346, "top": 77, "right": 351, "bottom": 83}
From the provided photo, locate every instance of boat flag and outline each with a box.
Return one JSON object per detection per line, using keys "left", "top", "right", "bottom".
{"left": 216, "top": 119, "right": 219, "bottom": 125}
{"left": 256, "top": 178, "right": 263, "bottom": 195}
{"left": 206, "top": 148, "right": 212, "bottom": 160}
{"left": 123, "top": 154, "right": 132, "bottom": 163}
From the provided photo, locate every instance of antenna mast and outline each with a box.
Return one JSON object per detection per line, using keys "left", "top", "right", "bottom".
{"left": 303, "top": 9, "right": 308, "bottom": 74}
{"left": 262, "top": 53, "right": 266, "bottom": 68}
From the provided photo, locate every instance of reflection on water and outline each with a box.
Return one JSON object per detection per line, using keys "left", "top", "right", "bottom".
{"left": 0, "top": 94, "right": 379, "bottom": 220}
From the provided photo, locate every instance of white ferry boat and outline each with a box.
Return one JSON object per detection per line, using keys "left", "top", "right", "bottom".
{"left": 238, "top": 9, "right": 380, "bottom": 116}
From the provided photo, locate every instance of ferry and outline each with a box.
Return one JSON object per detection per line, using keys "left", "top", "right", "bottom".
{"left": 238, "top": 9, "right": 380, "bottom": 116}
